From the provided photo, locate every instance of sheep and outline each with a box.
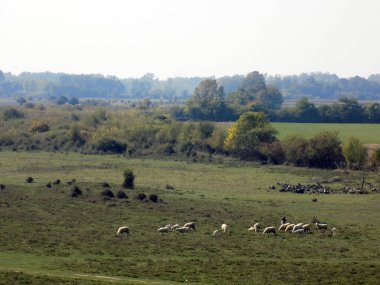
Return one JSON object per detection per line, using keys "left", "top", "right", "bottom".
{"left": 263, "top": 226, "right": 276, "bottom": 236}
{"left": 295, "top": 223, "right": 304, "bottom": 227}
{"left": 212, "top": 229, "right": 220, "bottom": 237}
{"left": 248, "top": 223, "right": 260, "bottom": 232}
{"left": 285, "top": 224, "right": 295, "bottom": 233}
{"left": 158, "top": 226, "right": 170, "bottom": 234}
{"left": 278, "top": 223, "right": 290, "bottom": 232}
{"left": 183, "top": 222, "right": 196, "bottom": 231}
{"left": 315, "top": 222, "right": 328, "bottom": 231}
{"left": 176, "top": 226, "right": 191, "bottom": 233}
{"left": 171, "top": 224, "right": 180, "bottom": 231}
{"left": 331, "top": 227, "right": 336, "bottom": 236}
{"left": 221, "top": 224, "right": 227, "bottom": 233}
{"left": 292, "top": 224, "right": 303, "bottom": 232}
{"left": 293, "top": 229, "right": 305, "bottom": 235}
{"left": 116, "top": 226, "right": 130, "bottom": 236}
{"left": 302, "top": 224, "right": 311, "bottom": 233}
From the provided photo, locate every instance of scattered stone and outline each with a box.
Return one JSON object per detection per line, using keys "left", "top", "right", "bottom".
{"left": 116, "top": 190, "right": 127, "bottom": 199}
{"left": 46, "top": 182, "right": 52, "bottom": 188}
{"left": 101, "top": 189, "right": 115, "bottom": 199}
{"left": 136, "top": 193, "right": 147, "bottom": 201}
{"left": 149, "top": 194, "right": 160, "bottom": 203}
{"left": 0, "top": 184, "right": 5, "bottom": 190}
{"left": 101, "top": 182, "right": 110, "bottom": 188}
{"left": 52, "top": 179, "right": 61, "bottom": 185}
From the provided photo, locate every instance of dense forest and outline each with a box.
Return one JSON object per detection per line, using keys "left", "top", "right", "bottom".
{"left": 2, "top": 69, "right": 380, "bottom": 102}
{"left": 2, "top": 69, "right": 380, "bottom": 123}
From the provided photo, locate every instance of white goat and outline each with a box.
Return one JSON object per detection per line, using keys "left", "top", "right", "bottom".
{"left": 183, "top": 222, "right": 196, "bottom": 231}
{"left": 221, "top": 224, "right": 227, "bottom": 233}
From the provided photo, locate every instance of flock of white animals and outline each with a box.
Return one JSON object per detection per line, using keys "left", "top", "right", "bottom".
{"left": 116, "top": 220, "right": 336, "bottom": 237}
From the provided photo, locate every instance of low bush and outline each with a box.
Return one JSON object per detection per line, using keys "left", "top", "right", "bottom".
{"left": 93, "top": 138, "right": 127, "bottom": 154}
{"left": 122, "top": 169, "right": 135, "bottom": 189}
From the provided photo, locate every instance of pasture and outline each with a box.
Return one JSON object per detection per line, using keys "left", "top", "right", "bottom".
{"left": 273, "top": 122, "right": 380, "bottom": 144}
{"left": 0, "top": 151, "right": 380, "bottom": 284}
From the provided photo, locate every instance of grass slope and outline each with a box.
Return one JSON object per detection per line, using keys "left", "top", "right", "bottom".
{"left": 273, "top": 122, "right": 380, "bottom": 144}
{"left": 0, "top": 152, "right": 380, "bottom": 284}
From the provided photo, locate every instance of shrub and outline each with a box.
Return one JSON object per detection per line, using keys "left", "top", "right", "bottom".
{"left": 3, "top": 108, "right": 24, "bottom": 120}
{"left": 70, "top": 185, "right": 82, "bottom": 197}
{"left": 342, "top": 137, "right": 368, "bottom": 168}
{"left": 259, "top": 142, "right": 285, "bottom": 164}
{"left": 116, "top": 190, "right": 127, "bottom": 199}
{"left": 25, "top": 177, "right": 34, "bottom": 183}
{"left": 136, "top": 193, "right": 146, "bottom": 200}
{"left": 122, "top": 169, "right": 135, "bottom": 189}
{"left": 149, "top": 194, "right": 160, "bottom": 203}
{"left": 282, "top": 135, "right": 309, "bottom": 166}
{"left": 94, "top": 138, "right": 127, "bottom": 154}
{"left": 28, "top": 120, "right": 50, "bottom": 133}
{"left": 101, "top": 189, "right": 115, "bottom": 199}
{"left": 306, "top": 131, "right": 344, "bottom": 169}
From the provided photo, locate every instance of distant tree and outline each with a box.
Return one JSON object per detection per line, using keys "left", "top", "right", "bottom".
{"left": 224, "top": 112, "right": 277, "bottom": 160}
{"left": 342, "top": 137, "right": 367, "bottom": 168}
{"left": 255, "top": 86, "right": 283, "bottom": 110}
{"left": 185, "top": 79, "right": 230, "bottom": 121}
{"left": 293, "top": 98, "right": 320, "bottom": 122}
{"left": 68, "top": 97, "right": 79, "bottom": 105}
{"left": 16, "top": 97, "right": 27, "bottom": 106}
{"left": 57, "top": 96, "right": 68, "bottom": 105}
{"left": 2, "top": 107, "right": 24, "bottom": 120}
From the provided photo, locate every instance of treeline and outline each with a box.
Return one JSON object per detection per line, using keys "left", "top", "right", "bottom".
{"left": 0, "top": 105, "right": 378, "bottom": 170}
{"left": 2, "top": 69, "right": 380, "bottom": 102}
{"left": 272, "top": 97, "right": 380, "bottom": 123}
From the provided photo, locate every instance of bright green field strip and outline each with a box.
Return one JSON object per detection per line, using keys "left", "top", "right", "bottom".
{"left": 273, "top": 123, "right": 380, "bottom": 144}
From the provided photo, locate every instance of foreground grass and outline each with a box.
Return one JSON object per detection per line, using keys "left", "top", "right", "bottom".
{"left": 273, "top": 122, "right": 380, "bottom": 144}
{"left": 0, "top": 151, "right": 380, "bottom": 284}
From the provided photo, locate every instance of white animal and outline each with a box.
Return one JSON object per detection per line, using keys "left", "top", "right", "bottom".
{"left": 263, "top": 226, "right": 276, "bottom": 236}
{"left": 183, "top": 222, "right": 196, "bottom": 231}
{"left": 315, "top": 222, "right": 328, "bottom": 231}
{"left": 285, "top": 224, "right": 295, "bottom": 233}
{"left": 176, "top": 226, "right": 192, "bottom": 233}
{"left": 116, "top": 226, "right": 130, "bottom": 236}
{"left": 171, "top": 224, "right": 180, "bottom": 231}
{"left": 292, "top": 224, "right": 303, "bottom": 232}
{"left": 331, "top": 227, "right": 336, "bottom": 236}
{"left": 293, "top": 229, "right": 305, "bottom": 235}
{"left": 212, "top": 229, "right": 220, "bottom": 236}
{"left": 221, "top": 224, "right": 227, "bottom": 232}
{"left": 278, "top": 223, "right": 290, "bottom": 232}
{"left": 158, "top": 226, "right": 170, "bottom": 234}
{"left": 249, "top": 223, "right": 260, "bottom": 232}
{"left": 302, "top": 224, "right": 311, "bottom": 233}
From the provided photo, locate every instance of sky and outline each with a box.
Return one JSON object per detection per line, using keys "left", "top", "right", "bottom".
{"left": 0, "top": 0, "right": 379, "bottom": 79}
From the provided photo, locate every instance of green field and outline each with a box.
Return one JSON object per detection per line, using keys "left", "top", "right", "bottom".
{"left": 0, "top": 152, "right": 380, "bottom": 284}
{"left": 273, "top": 122, "right": 380, "bottom": 144}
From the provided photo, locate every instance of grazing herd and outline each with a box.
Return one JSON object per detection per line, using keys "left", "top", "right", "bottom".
{"left": 116, "top": 217, "right": 336, "bottom": 237}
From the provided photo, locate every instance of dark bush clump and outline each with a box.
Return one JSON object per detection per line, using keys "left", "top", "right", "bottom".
{"left": 94, "top": 138, "right": 127, "bottom": 154}
{"left": 101, "top": 189, "right": 115, "bottom": 199}
{"left": 3, "top": 107, "right": 24, "bottom": 120}
{"left": 101, "top": 182, "right": 110, "bottom": 188}
{"left": 70, "top": 185, "right": 82, "bottom": 197}
{"left": 52, "top": 179, "right": 61, "bottom": 185}
{"left": 0, "top": 184, "right": 5, "bottom": 190}
{"left": 67, "top": 179, "right": 76, "bottom": 185}
{"left": 116, "top": 190, "right": 127, "bottom": 199}
{"left": 26, "top": 177, "right": 34, "bottom": 183}
{"left": 46, "top": 182, "right": 52, "bottom": 188}
{"left": 122, "top": 169, "right": 135, "bottom": 189}
{"left": 136, "top": 193, "right": 146, "bottom": 201}
{"left": 149, "top": 194, "right": 161, "bottom": 203}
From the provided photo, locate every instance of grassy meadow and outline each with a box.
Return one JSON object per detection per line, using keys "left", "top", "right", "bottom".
{"left": 273, "top": 122, "right": 380, "bottom": 144}
{"left": 0, "top": 151, "right": 380, "bottom": 284}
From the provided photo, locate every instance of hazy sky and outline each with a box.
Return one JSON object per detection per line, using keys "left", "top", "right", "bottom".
{"left": 1, "top": 0, "right": 379, "bottom": 79}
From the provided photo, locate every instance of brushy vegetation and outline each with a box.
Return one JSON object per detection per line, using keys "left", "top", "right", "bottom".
{"left": 0, "top": 152, "right": 379, "bottom": 284}
{"left": 1, "top": 105, "right": 380, "bottom": 170}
